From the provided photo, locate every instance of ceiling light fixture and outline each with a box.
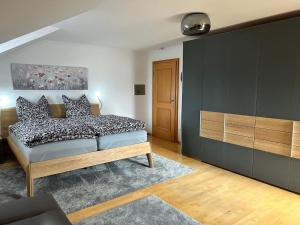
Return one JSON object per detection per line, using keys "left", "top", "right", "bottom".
{"left": 181, "top": 13, "right": 211, "bottom": 36}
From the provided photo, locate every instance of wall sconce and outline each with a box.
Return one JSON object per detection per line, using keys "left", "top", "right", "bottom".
{"left": 95, "top": 92, "right": 103, "bottom": 111}
{"left": 0, "top": 96, "right": 9, "bottom": 108}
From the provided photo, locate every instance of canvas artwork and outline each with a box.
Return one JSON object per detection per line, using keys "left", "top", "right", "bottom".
{"left": 11, "top": 63, "right": 88, "bottom": 90}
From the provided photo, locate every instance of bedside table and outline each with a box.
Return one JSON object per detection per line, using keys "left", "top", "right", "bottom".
{"left": 0, "top": 137, "right": 5, "bottom": 164}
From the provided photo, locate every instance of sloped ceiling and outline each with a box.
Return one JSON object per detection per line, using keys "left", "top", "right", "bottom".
{"left": 1, "top": 0, "right": 300, "bottom": 50}
{"left": 0, "top": 0, "right": 100, "bottom": 44}
{"left": 48, "top": 0, "right": 300, "bottom": 50}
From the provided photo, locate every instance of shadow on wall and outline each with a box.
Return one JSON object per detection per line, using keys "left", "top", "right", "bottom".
{"left": 133, "top": 51, "right": 149, "bottom": 131}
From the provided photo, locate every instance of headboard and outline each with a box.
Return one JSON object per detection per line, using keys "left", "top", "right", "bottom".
{"left": 0, "top": 104, "right": 100, "bottom": 138}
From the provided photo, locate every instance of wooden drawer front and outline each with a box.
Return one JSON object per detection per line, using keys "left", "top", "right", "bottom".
{"left": 200, "top": 129, "right": 224, "bottom": 141}
{"left": 255, "top": 128, "right": 292, "bottom": 145}
{"left": 292, "top": 121, "right": 300, "bottom": 159}
{"left": 200, "top": 111, "right": 224, "bottom": 141}
{"left": 199, "top": 111, "right": 296, "bottom": 157}
{"left": 201, "top": 111, "right": 224, "bottom": 123}
{"left": 225, "top": 114, "right": 256, "bottom": 127}
{"left": 255, "top": 117, "right": 293, "bottom": 132}
{"left": 254, "top": 117, "right": 293, "bottom": 156}
{"left": 254, "top": 139, "right": 291, "bottom": 156}
{"left": 224, "top": 133, "right": 254, "bottom": 148}
{"left": 224, "top": 114, "right": 255, "bottom": 148}
{"left": 201, "top": 120, "right": 224, "bottom": 131}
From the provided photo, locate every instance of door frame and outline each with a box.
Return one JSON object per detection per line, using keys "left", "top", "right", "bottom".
{"left": 152, "top": 58, "right": 179, "bottom": 142}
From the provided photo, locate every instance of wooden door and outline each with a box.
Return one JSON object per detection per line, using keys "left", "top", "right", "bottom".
{"left": 152, "top": 59, "right": 179, "bottom": 142}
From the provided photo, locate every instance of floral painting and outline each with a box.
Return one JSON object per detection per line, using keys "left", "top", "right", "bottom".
{"left": 11, "top": 63, "right": 88, "bottom": 90}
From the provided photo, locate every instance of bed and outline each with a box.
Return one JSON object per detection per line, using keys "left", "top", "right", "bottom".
{"left": 1, "top": 104, "right": 153, "bottom": 197}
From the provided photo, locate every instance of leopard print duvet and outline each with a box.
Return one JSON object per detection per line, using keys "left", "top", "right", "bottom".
{"left": 9, "top": 115, "right": 146, "bottom": 148}
{"left": 79, "top": 115, "right": 146, "bottom": 136}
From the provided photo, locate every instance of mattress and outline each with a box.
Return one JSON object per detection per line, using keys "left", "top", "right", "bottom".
{"left": 9, "top": 132, "right": 98, "bottom": 163}
{"left": 97, "top": 130, "right": 147, "bottom": 149}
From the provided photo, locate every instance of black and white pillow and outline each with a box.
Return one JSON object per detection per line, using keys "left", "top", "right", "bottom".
{"left": 62, "top": 94, "right": 92, "bottom": 118}
{"left": 16, "top": 95, "right": 50, "bottom": 121}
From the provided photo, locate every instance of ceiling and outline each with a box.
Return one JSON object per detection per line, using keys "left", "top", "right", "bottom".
{"left": 47, "top": 0, "right": 300, "bottom": 50}
{"left": 2, "top": 0, "right": 300, "bottom": 50}
{"left": 0, "top": 0, "right": 100, "bottom": 44}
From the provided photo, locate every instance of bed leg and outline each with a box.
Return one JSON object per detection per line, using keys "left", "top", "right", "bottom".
{"left": 26, "top": 166, "right": 34, "bottom": 197}
{"left": 146, "top": 153, "right": 154, "bottom": 168}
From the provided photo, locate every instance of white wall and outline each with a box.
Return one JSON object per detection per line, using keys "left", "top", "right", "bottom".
{"left": 0, "top": 40, "right": 137, "bottom": 117}
{"left": 143, "top": 44, "right": 183, "bottom": 141}
{"left": 133, "top": 51, "right": 148, "bottom": 124}
{"left": 0, "top": 39, "right": 183, "bottom": 138}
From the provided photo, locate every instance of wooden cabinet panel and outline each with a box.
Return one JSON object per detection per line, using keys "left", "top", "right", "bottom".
{"left": 224, "top": 113, "right": 255, "bottom": 148}
{"left": 200, "top": 111, "right": 296, "bottom": 157}
{"left": 200, "top": 129, "right": 224, "bottom": 142}
{"left": 291, "top": 121, "right": 300, "bottom": 159}
{"left": 201, "top": 111, "right": 224, "bottom": 123}
{"left": 254, "top": 117, "right": 292, "bottom": 156}
{"left": 225, "top": 124, "right": 254, "bottom": 138}
{"left": 291, "top": 146, "right": 300, "bottom": 159}
{"left": 201, "top": 120, "right": 224, "bottom": 131}
{"left": 255, "top": 117, "right": 293, "bottom": 132}
{"left": 225, "top": 114, "right": 256, "bottom": 127}
{"left": 200, "top": 111, "right": 224, "bottom": 141}
{"left": 254, "top": 139, "right": 291, "bottom": 156}
{"left": 255, "top": 128, "right": 292, "bottom": 145}
{"left": 292, "top": 121, "right": 300, "bottom": 133}
{"left": 224, "top": 133, "right": 254, "bottom": 149}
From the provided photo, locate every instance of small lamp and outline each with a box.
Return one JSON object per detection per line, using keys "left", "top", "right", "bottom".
{"left": 95, "top": 92, "right": 103, "bottom": 112}
{"left": 0, "top": 96, "right": 8, "bottom": 108}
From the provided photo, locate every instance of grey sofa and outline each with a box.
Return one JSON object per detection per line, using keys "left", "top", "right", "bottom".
{"left": 0, "top": 194, "right": 72, "bottom": 225}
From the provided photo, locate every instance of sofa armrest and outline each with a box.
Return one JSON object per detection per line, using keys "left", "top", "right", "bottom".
{"left": 0, "top": 194, "right": 71, "bottom": 225}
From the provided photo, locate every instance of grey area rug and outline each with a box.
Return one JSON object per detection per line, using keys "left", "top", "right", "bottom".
{"left": 0, "top": 154, "right": 192, "bottom": 214}
{"left": 77, "top": 195, "right": 201, "bottom": 225}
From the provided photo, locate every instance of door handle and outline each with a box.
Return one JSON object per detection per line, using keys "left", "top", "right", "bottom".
{"left": 171, "top": 99, "right": 175, "bottom": 103}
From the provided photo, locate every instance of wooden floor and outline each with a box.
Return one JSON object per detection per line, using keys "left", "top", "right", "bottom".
{"left": 68, "top": 136, "right": 300, "bottom": 225}
{"left": 2, "top": 136, "right": 300, "bottom": 224}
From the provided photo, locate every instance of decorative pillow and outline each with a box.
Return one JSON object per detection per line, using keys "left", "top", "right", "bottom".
{"left": 16, "top": 95, "right": 50, "bottom": 121}
{"left": 62, "top": 94, "right": 92, "bottom": 118}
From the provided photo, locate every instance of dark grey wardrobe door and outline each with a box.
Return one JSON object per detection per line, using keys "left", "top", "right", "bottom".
{"left": 224, "top": 27, "right": 259, "bottom": 115}
{"left": 252, "top": 150, "right": 290, "bottom": 189}
{"left": 256, "top": 18, "right": 300, "bottom": 120}
{"left": 222, "top": 143, "right": 253, "bottom": 177}
{"left": 288, "top": 158, "right": 300, "bottom": 193}
{"left": 201, "top": 138, "right": 224, "bottom": 167}
{"left": 202, "top": 32, "right": 232, "bottom": 112}
{"left": 181, "top": 40, "right": 206, "bottom": 159}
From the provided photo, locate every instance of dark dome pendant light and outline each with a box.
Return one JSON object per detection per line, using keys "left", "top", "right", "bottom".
{"left": 181, "top": 13, "right": 211, "bottom": 36}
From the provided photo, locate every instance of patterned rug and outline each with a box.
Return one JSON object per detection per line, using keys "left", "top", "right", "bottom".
{"left": 0, "top": 154, "right": 193, "bottom": 214}
{"left": 76, "top": 195, "right": 201, "bottom": 225}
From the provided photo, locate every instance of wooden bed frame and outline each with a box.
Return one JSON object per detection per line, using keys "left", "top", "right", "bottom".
{"left": 1, "top": 104, "right": 153, "bottom": 197}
